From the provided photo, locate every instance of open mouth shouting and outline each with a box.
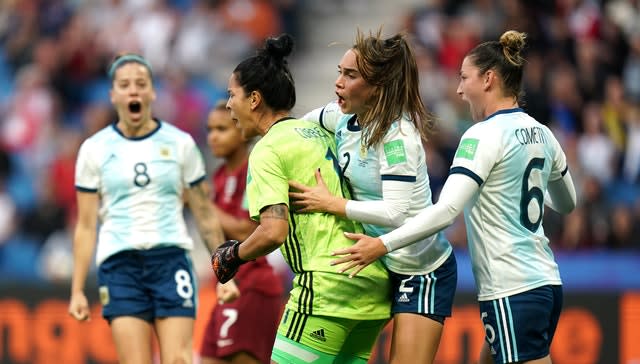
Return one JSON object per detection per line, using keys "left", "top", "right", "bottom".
{"left": 128, "top": 101, "right": 143, "bottom": 120}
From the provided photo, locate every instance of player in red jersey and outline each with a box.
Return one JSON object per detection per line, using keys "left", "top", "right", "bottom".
{"left": 201, "top": 100, "right": 284, "bottom": 364}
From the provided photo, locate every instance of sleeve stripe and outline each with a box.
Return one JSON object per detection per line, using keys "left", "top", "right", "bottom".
{"left": 561, "top": 165, "right": 568, "bottom": 176}
{"left": 189, "top": 175, "right": 207, "bottom": 187}
{"left": 319, "top": 107, "right": 330, "bottom": 132}
{"left": 381, "top": 175, "right": 416, "bottom": 182}
{"left": 76, "top": 186, "right": 98, "bottom": 193}
{"left": 449, "top": 166, "right": 483, "bottom": 186}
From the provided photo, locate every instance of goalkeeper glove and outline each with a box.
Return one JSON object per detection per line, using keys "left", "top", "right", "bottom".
{"left": 211, "top": 240, "right": 246, "bottom": 283}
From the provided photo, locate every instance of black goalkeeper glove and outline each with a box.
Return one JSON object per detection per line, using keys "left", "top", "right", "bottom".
{"left": 211, "top": 240, "right": 246, "bottom": 283}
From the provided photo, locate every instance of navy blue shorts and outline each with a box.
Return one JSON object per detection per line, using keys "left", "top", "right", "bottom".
{"left": 389, "top": 251, "right": 457, "bottom": 321}
{"left": 479, "top": 285, "right": 563, "bottom": 364}
{"left": 97, "top": 246, "right": 197, "bottom": 322}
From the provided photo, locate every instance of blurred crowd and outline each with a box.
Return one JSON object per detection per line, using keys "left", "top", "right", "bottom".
{"left": 0, "top": 0, "right": 298, "bottom": 280}
{"left": 0, "top": 0, "right": 638, "bottom": 282}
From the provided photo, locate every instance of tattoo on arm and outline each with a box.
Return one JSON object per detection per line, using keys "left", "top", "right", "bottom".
{"left": 189, "top": 182, "right": 224, "bottom": 252}
{"left": 261, "top": 204, "right": 288, "bottom": 221}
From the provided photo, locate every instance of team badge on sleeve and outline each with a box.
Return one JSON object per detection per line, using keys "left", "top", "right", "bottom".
{"left": 456, "top": 138, "right": 479, "bottom": 160}
{"left": 383, "top": 140, "right": 407, "bottom": 165}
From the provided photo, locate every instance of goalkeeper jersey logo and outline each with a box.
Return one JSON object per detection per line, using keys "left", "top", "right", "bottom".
{"left": 310, "top": 328, "right": 326, "bottom": 342}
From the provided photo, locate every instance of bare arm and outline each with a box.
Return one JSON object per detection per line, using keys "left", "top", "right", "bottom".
{"left": 69, "top": 191, "right": 99, "bottom": 321}
{"left": 237, "top": 204, "right": 289, "bottom": 261}
{"left": 211, "top": 204, "right": 258, "bottom": 241}
{"left": 184, "top": 180, "right": 225, "bottom": 253}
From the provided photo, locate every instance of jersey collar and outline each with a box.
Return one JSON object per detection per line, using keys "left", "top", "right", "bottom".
{"left": 483, "top": 107, "right": 523, "bottom": 122}
{"left": 346, "top": 114, "right": 360, "bottom": 131}
{"left": 112, "top": 118, "right": 162, "bottom": 140}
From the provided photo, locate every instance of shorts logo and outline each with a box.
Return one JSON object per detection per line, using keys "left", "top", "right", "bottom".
{"left": 310, "top": 328, "right": 326, "bottom": 342}
{"left": 99, "top": 286, "right": 109, "bottom": 305}
{"left": 183, "top": 299, "right": 194, "bottom": 308}
{"left": 398, "top": 293, "right": 410, "bottom": 303}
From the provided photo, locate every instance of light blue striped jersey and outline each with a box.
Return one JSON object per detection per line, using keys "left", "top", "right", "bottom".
{"left": 305, "top": 102, "right": 451, "bottom": 275}
{"left": 75, "top": 120, "right": 206, "bottom": 265}
{"left": 450, "top": 108, "right": 566, "bottom": 301}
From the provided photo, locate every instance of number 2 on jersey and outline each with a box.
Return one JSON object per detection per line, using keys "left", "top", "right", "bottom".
{"left": 520, "top": 158, "right": 545, "bottom": 232}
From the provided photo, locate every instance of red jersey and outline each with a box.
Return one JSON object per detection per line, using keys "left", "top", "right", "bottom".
{"left": 212, "top": 160, "right": 283, "bottom": 296}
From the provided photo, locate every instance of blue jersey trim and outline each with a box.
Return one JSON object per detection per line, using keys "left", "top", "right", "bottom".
{"left": 484, "top": 107, "right": 524, "bottom": 122}
{"left": 450, "top": 166, "right": 483, "bottom": 186}
{"left": 188, "top": 175, "right": 206, "bottom": 187}
{"left": 111, "top": 118, "right": 163, "bottom": 140}
{"left": 318, "top": 107, "right": 330, "bottom": 133}
{"left": 381, "top": 174, "right": 417, "bottom": 182}
{"left": 561, "top": 165, "right": 568, "bottom": 176}
{"left": 76, "top": 186, "right": 98, "bottom": 193}
{"left": 346, "top": 115, "right": 360, "bottom": 131}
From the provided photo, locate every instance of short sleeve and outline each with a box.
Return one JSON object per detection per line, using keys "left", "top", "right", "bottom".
{"left": 377, "top": 121, "right": 421, "bottom": 180}
{"left": 450, "top": 124, "right": 501, "bottom": 186}
{"left": 301, "top": 102, "right": 343, "bottom": 133}
{"left": 246, "top": 144, "right": 288, "bottom": 220}
{"left": 182, "top": 135, "right": 206, "bottom": 187}
{"left": 75, "top": 139, "right": 100, "bottom": 192}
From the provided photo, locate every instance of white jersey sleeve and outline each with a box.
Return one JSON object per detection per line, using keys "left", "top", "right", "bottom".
{"left": 75, "top": 138, "right": 101, "bottom": 191}
{"left": 547, "top": 126, "right": 568, "bottom": 181}
{"left": 181, "top": 134, "right": 206, "bottom": 186}
{"left": 301, "top": 101, "right": 343, "bottom": 133}
{"left": 450, "top": 123, "right": 502, "bottom": 185}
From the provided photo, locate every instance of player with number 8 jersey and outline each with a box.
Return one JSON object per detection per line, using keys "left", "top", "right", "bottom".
{"left": 69, "top": 53, "right": 225, "bottom": 364}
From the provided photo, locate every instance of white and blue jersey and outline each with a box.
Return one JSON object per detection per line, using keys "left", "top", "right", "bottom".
{"left": 450, "top": 108, "right": 566, "bottom": 301}
{"left": 75, "top": 120, "right": 206, "bottom": 266}
{"left": 305, "top": 102, "right": 451, "bottom": 275}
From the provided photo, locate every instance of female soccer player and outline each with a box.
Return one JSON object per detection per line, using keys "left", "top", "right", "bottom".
{"left": 289, "top": 29, "right": 456, "bottom": 364}
{"left": 211, "top": 33, "right": 391, "bottom": 364}
{"left": 200, "top": 100, "right": 283, "bottom": 364}
{"left": 334, "top": 30, "right": 577, "bottom": 364}
{"left": 68, "top": 53, "right": 224, "bottom": 364}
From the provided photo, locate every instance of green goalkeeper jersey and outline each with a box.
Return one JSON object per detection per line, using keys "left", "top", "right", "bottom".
{"left": 247, "top": 117, "right": 390, "bottom": 320}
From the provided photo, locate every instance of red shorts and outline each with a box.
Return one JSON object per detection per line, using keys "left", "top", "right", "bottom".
{"left": 200, "top": 289, "right": 283, "bottom": 363}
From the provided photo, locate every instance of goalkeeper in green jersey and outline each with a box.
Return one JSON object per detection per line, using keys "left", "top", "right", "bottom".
{"left": 211, "top": 33, "right": 391, "bottom": 364}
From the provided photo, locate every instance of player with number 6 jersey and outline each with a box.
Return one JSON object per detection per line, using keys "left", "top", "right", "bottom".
{"left": 69, "top": 53, "right": 225, "bottom": 364}
{"left": 336, "top": 30, "right": 577, "bottom": 364}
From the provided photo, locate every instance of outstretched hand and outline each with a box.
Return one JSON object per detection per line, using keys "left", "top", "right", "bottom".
{"left": 331, "top": 232, "right": 388, "bottom": 278}
{"left": 289, "top": 169, "right": 341, "bottom": 214}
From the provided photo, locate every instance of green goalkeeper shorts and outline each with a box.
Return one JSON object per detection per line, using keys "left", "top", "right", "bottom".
{"left": 271, "top": 308, "right": 388, "bottom": 363}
